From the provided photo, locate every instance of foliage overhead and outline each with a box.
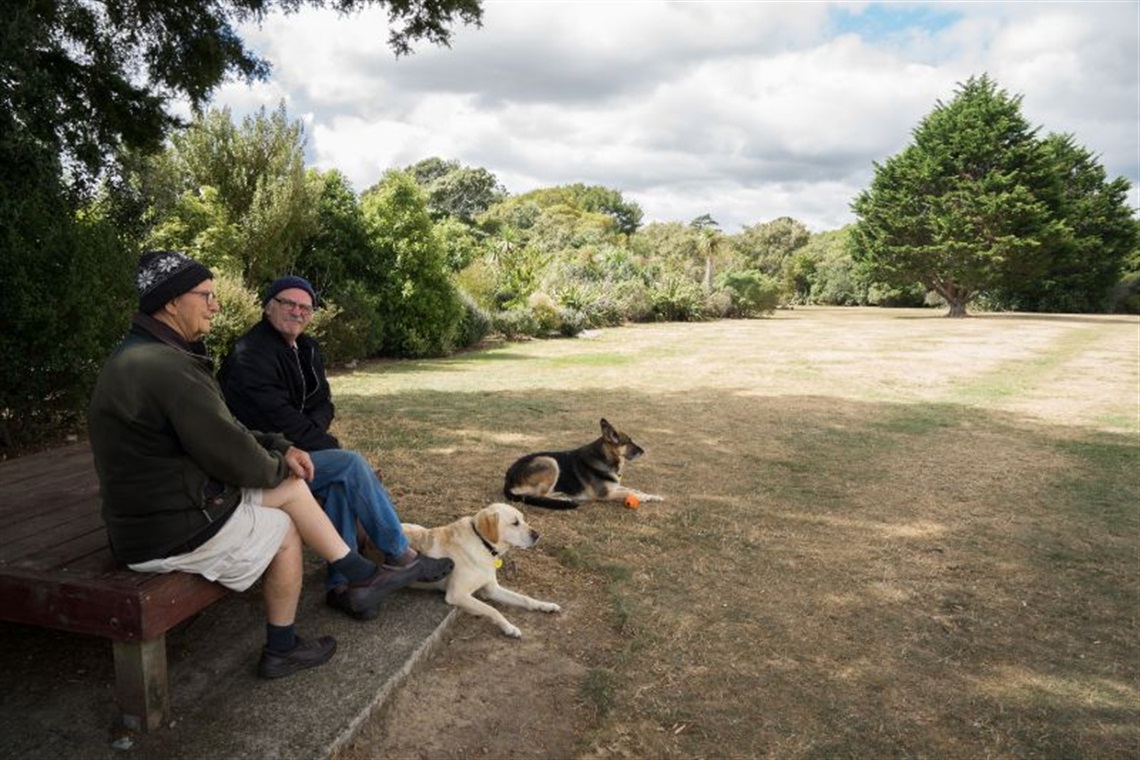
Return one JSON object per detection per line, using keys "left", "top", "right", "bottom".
{"left": 1, "top": 0, "right": 484, "bottom": 188}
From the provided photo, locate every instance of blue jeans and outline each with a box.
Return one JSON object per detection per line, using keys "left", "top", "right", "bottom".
{"left": 308, "top": 449, "right": 409, "bottom": 590}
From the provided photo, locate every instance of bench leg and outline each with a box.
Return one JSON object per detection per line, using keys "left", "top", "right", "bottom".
{"left": 112, "top": 636, "right": 169, "bottom": 733}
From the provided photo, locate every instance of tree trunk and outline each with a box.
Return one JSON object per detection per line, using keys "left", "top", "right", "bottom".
{"left": 934, "top": 279, "right": 971, "bottom": 318}
{"left": 703, "top": 255, "right": 714, "bottom": 293}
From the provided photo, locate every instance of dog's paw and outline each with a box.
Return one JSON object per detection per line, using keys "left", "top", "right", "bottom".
{"left": 537, "top": 601, "right": 561, "bottom": 613}
{"left": 638, "top": 493, "right": 664, "bottom": 502}
{"left": 501, "top": 623, "right": 522, "bottom": 638}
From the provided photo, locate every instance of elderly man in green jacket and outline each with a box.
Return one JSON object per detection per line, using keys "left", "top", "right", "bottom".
{"left": 87, "top": 250, "right": 449, "bottom": 679}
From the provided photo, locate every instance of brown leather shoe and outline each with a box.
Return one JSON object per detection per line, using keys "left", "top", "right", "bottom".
{"left": 326, "top": 587, "right": 381, "bottom": 621}
{"left": 258, "top": 635, "right": 337, "bottom": 679}
{"left": 415, "top": 555, "right": 454, "bottom": 582}
{"left": 345, "top": 562, "right": 422, "bottom": 612}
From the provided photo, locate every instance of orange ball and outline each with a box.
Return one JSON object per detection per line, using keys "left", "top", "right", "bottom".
{"left": 624, "top": 494, "right": 640, "bottom": 509}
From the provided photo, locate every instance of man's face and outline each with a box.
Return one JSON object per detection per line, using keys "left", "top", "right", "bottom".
{"left": 265, "top": 287, "right": 314, "bottom": 343}
{"left": 169, "top": 279, "right": 220, "bottom": 341}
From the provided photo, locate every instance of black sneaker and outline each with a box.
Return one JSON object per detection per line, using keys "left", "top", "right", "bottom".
{"left": 326, "top": 587, "right": 381, "bottom": 621}
{"left": 258, "top": 635, "right": 337, "bottom": 679}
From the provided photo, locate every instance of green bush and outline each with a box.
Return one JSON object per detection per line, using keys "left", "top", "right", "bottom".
{"left": 362, "top": 171, "right": 466, "bottom": 358}
{"left": 1111, "top": 272, "right": 1140, "bottom": 314}
{"left": 558, "top": 307, "right": 588, "bottom": 337}
{"left": 381, "top": 279, "right": 464, "bottom": 357}
{"left": 204, "top": 272, "right": 261, "bottom": 361}
{"left": 457, "top": 290, "right": 492, "bottom": 348}
{"left": 313, "top": 280, "right": 384, "bottom": 365}
{"left": 555, "top": 278, "right": 650, "bottom": 327}
{"left": 704, "top": 290, "right": 735, "bottom": 319}
{"left": 528, "top": 292, "right": 563, "bottom": 334}
{"left": 1, "top": 182, "right": 135, "bottom": 450}
{"left": 491, "top": 308, "right": 540, "bottom": 340}
{"left": 455, "top": 258, "right": 499, "bottom": 311}
{"left": 650, "top": 277, "right": 707, "bottom": 322}
{"left": 715, "top": 270, "right": 780, "bottom": 316}
{"left": 866, "top": 282, "right": 927, "bottom": 308}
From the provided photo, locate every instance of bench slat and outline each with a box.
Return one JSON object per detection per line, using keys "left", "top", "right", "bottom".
{"left": 0, "top": 444, "right": 94, "bottom": 486}
{"left": 2, "top": 511, "right": 107, "bottom": 563}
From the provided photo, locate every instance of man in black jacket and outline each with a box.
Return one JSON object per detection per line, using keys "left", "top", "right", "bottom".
{"left": 219, "top": 276, "right": 449, "bottom": 620}
{"left": 89, "top": 252, "right": 444, "bottom": 679}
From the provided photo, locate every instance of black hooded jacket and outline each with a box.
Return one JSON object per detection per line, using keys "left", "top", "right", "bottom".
{"left": 218, "top": 317, "right": 340, "bottom": 451}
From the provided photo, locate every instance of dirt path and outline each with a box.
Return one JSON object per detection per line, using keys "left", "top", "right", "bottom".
{"left": 335, "top": 551, "right": 613, "bottom": 759}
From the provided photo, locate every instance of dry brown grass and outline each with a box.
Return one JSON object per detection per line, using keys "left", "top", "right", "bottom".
{"left": 331, "top": 307, "right": 1139, "bottom": 760}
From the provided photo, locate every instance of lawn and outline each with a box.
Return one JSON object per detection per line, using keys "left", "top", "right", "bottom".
{"left": 332, "top": 306, "right": 1140, "bottom": 759}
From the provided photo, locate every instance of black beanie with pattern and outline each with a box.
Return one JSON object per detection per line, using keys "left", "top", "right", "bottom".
{"left": 135, "top": 250, "right": 214, "bottom": 314}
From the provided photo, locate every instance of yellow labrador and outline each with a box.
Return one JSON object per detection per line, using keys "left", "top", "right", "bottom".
{"left": 402, "top": 503, "right": 561, "bottom": 638}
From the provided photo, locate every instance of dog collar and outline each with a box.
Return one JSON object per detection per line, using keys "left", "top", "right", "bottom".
{"left": 471, "top": 522, "right": 503, "bottom": 568}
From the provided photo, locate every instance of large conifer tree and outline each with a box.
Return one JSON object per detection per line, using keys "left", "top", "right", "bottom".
{"left": 851, "top": 75, "right": 1065, "bottom": 317}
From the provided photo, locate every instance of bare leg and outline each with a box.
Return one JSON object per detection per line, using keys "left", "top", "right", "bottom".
{"left": 260, "top": 476, "right": 352, "bottom": 561}
{"left": 262, "top": 523, "right": 303, "bottom": 626}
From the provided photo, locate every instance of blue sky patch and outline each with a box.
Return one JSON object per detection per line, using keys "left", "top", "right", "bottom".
{"left": 831, "top": 2, "right": 961, "bottom": 41}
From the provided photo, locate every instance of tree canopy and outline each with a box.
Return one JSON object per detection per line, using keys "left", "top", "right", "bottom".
{"left": 851, "top": 74, "right": 1067, "bottom": 317}
{"left": 142, "top": 104, "right": 321, "bottom": 284}
{"left": 405, "top": 157, "right": 507, "bottom": 223}
{"left": 994, "top": 133, "right": 1137, "bottom": 312}
{"left": 0, "top": 0, "right": 483, "bottom": 448}
{"left": 1, "top": 0, "right": 483, "bottom": 188}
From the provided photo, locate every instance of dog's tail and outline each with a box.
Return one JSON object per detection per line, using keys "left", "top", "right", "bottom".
{"left": 503, "top": 487, "right": 580, "bottom": 510}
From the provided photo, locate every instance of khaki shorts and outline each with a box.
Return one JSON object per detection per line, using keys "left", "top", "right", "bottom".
{"left": 128, "top": 489, "right": 292, "bottom": 592}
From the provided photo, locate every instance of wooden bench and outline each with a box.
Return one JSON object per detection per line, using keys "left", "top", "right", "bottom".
{"left": 0, "top": 441, "right": 228, "bottom": 732}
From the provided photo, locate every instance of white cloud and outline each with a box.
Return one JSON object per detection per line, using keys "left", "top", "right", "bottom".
{"left": 209, "top": 0, "right": 1139, "bottom": 232}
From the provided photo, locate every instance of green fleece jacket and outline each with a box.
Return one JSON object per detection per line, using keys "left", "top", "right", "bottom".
{"left": 88, "top": 315, "right": 294, "bottom": 564}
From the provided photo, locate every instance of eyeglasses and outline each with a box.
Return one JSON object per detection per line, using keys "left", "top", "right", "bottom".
{"left": 186, "top": 290, "right": 218, "bottom": 305}
{"left": 273, "top": 296, "right": 314, "bottom": 316}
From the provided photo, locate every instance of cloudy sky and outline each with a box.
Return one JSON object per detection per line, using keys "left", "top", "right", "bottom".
{"left": 208, "top": 1, "right": 1139, "bottom": 233}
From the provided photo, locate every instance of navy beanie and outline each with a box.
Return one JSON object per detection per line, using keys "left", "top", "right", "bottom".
{"left": 263, "top": 275, "right": 317, "bottom": 307}
{"left": 136, "top": 250, "right": 214, "bottom": 315}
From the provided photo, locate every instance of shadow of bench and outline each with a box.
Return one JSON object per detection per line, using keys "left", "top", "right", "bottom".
{"left": 0, "top": 442, "right": 228, "bottom": 732}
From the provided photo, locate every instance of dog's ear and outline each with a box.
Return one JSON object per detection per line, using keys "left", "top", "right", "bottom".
{"left": 475, "top": 507, "right": 501, "bottom": 545}
{"left": 600, "top": 418, "right": 619, "bottom": 444}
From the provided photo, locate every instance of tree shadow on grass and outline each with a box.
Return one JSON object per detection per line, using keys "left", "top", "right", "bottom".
{"left": 334, "top": 385, "right": 1139, "bottom": 759}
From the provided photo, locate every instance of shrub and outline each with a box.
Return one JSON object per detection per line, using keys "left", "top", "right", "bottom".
{"left": 704, "top": 290, "right": 735, "bottom": 319}
{"left": 715, "top": 269, "right": 780, "bottom": 316}
{"left": 312, "top": 280, "right": 384, "bottom": 365}
{"left": 491, "top": 308, "right": 540, "bottom": 340}
{"left": 650, "top": 277, "right": 707, "bottom": 322}
{"left": 455, "top": 258, "right": 499, "bottom": 311}
{"left": 558, "top": 307, "right": 588, "bottom": 337}
{"left": 457, "top": 290, "right": 492, "bottom": 348}
{"left": 528, "top": 292, "right": 563, "bottom": 334}
{"left": 613, "top": 280, "right": 653, "bottom": 323}
{"left": 204, "top": 272, "right": 261, "bottom": 361}
{"left": 1, "top": 191, "right": 135, "bottom": 450}
{"left": 1111, "top": 272, "right": 1140, "bottom": 314}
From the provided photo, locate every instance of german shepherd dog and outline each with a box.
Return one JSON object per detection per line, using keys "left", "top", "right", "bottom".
{"left": 503, "top": 419, "right": 663, "bottom": 509}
